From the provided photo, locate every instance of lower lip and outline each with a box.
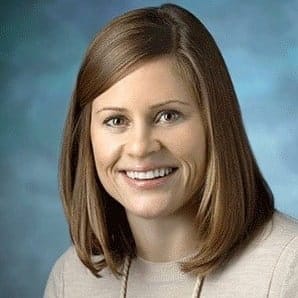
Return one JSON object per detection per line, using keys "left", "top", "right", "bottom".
{"left": 120, "top": 169, "right": 178, "bottom": 190}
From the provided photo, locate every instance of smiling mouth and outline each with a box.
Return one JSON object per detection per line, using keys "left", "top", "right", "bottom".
{"left": 119, "top": 167, "right": 179, "bottom": 190}
{"left": 120, "top": 168, "right": 178, "bottom": 180}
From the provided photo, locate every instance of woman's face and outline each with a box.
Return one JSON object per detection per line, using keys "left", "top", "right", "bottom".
{"left": 90, "top": 57, "right": 207, "bottom": 219}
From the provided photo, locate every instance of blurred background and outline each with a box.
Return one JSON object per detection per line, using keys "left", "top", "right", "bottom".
{"left": 1, "top": 0, "right": 297, "bottom": 297}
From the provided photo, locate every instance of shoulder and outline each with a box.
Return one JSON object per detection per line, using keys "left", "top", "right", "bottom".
{"left": 43, "top": 246, "right": 82, "bottom": 298}
{"left": 265, "top": 211, "right": 298, "bottom": 297}
{"left": 203, "top": 210, "right": 298, "bottom": 297}
{"left": 44, "top": 246, "right": 119, "bottom": 298}
{"left": 47, "top": 245, "right": 87, "bottom": 277}
{"left": 257, "top": 210, "right": 298, "bottom": 255}
{"left": 248, "top": 210, "right": 298, "bottom": 261}
{"left": 271, "top": 210, "right": 298, "bottom": 237}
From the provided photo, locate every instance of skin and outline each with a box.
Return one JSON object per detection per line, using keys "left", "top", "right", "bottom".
{"left": 90, "top": 56, "right": 207, "bottom": 262}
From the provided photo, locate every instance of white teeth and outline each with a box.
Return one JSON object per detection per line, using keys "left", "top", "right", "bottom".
{"left": 159, "top": 168, "right": 165, "bottom": 177}
{"left": 126, "top": 167, "right": 175, "bottom": 180}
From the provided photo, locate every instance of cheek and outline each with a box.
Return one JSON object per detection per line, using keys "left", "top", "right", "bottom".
{"left": 168, "top": 120, "right": 206, "bottom": 159}
{"left": 170, "top": 120, "right": 206, "bottom": 185}
{"left": 90, "top": 128, "right": 116, "bottom": 172}
{"left": 90, "top": 134, "right": 116, "bottom": 189}
{"left": 90, "top": 132, "right": 126, "bottom": 200}
{"left": 90, "top": 119, "right": 120, "bottom": 163}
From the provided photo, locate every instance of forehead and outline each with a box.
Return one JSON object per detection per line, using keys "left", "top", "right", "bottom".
{"left": 92, "top": 56, "right": 196, "bottom": 109}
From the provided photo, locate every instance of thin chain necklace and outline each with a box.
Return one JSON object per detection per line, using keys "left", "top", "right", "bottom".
{"left": 119, "top": 255, "right": 204, "bottom": 298}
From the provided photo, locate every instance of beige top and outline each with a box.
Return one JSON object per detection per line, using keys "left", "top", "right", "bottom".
{"left": 44, "top": 211, "right": 298, "bottom": 297}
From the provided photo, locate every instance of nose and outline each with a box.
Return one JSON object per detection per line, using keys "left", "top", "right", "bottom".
{"left": 125, "top": 122, "right": 161, "bottom": 158}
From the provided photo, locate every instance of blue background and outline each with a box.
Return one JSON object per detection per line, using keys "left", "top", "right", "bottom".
{"left": 1, "top": 1, "right": 297, "bottom": 297}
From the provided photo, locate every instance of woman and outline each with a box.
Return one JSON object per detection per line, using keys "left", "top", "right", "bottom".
{"left": 44, "top": 3, "right": 298, "bottom": 297}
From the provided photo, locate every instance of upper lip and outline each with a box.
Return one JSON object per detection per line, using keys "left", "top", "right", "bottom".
{"left": 120, "top": 164, "right": 178, "bottom": 172}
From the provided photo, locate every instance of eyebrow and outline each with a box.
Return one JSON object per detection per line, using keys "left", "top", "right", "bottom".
{"left": 96, "top": 99, "right": 190, "bottom": 114}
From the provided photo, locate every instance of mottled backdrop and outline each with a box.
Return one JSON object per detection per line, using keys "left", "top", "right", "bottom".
{"left": 1, "top": 0, "right": 297, "bottom": 297}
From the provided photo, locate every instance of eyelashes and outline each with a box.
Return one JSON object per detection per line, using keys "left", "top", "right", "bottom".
{"left": 102, "top": 109, "right": 182, "bottom": 128}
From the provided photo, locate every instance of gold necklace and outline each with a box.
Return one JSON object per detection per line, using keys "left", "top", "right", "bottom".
{"left": 119, "top": 255, "right": 204, "bottom": 298}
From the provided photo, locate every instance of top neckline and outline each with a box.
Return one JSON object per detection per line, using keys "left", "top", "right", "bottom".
{"left": 135, "top": 249, "right": 199, "bottom": 265}
{"left": 128, "top": 250, "right": 200, "bottom": 283}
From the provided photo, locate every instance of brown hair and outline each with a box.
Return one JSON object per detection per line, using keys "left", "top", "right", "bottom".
{"left": 59, "top": 3, "right": 274, "bottom": 279}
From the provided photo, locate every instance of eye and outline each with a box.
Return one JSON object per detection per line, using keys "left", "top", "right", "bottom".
{"left": 103, "top": 115, "right": 126, "bottom": 128}
{"left": 157, "top": 110, "right": 181, "bottom": 123}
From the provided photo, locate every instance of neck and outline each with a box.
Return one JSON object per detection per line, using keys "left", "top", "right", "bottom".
{"left": 125, "top": 199, "right": 199, "bottom": 263}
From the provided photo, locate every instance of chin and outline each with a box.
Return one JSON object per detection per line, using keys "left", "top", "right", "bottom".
{"left": 124, "top": 200, "right": 178, "bottom": 219}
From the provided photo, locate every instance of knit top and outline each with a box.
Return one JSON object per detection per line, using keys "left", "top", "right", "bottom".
{"left": 43, "top": 211, "right": 298, "bottom": 297}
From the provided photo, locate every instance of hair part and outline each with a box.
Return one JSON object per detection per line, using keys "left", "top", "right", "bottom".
{"left": 59, "top": 3, "right": 274, "bottom": 279}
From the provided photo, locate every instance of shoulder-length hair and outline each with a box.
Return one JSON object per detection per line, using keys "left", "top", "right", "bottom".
{"left": 59, "top": 3, "right": 274, "bottom": 279}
